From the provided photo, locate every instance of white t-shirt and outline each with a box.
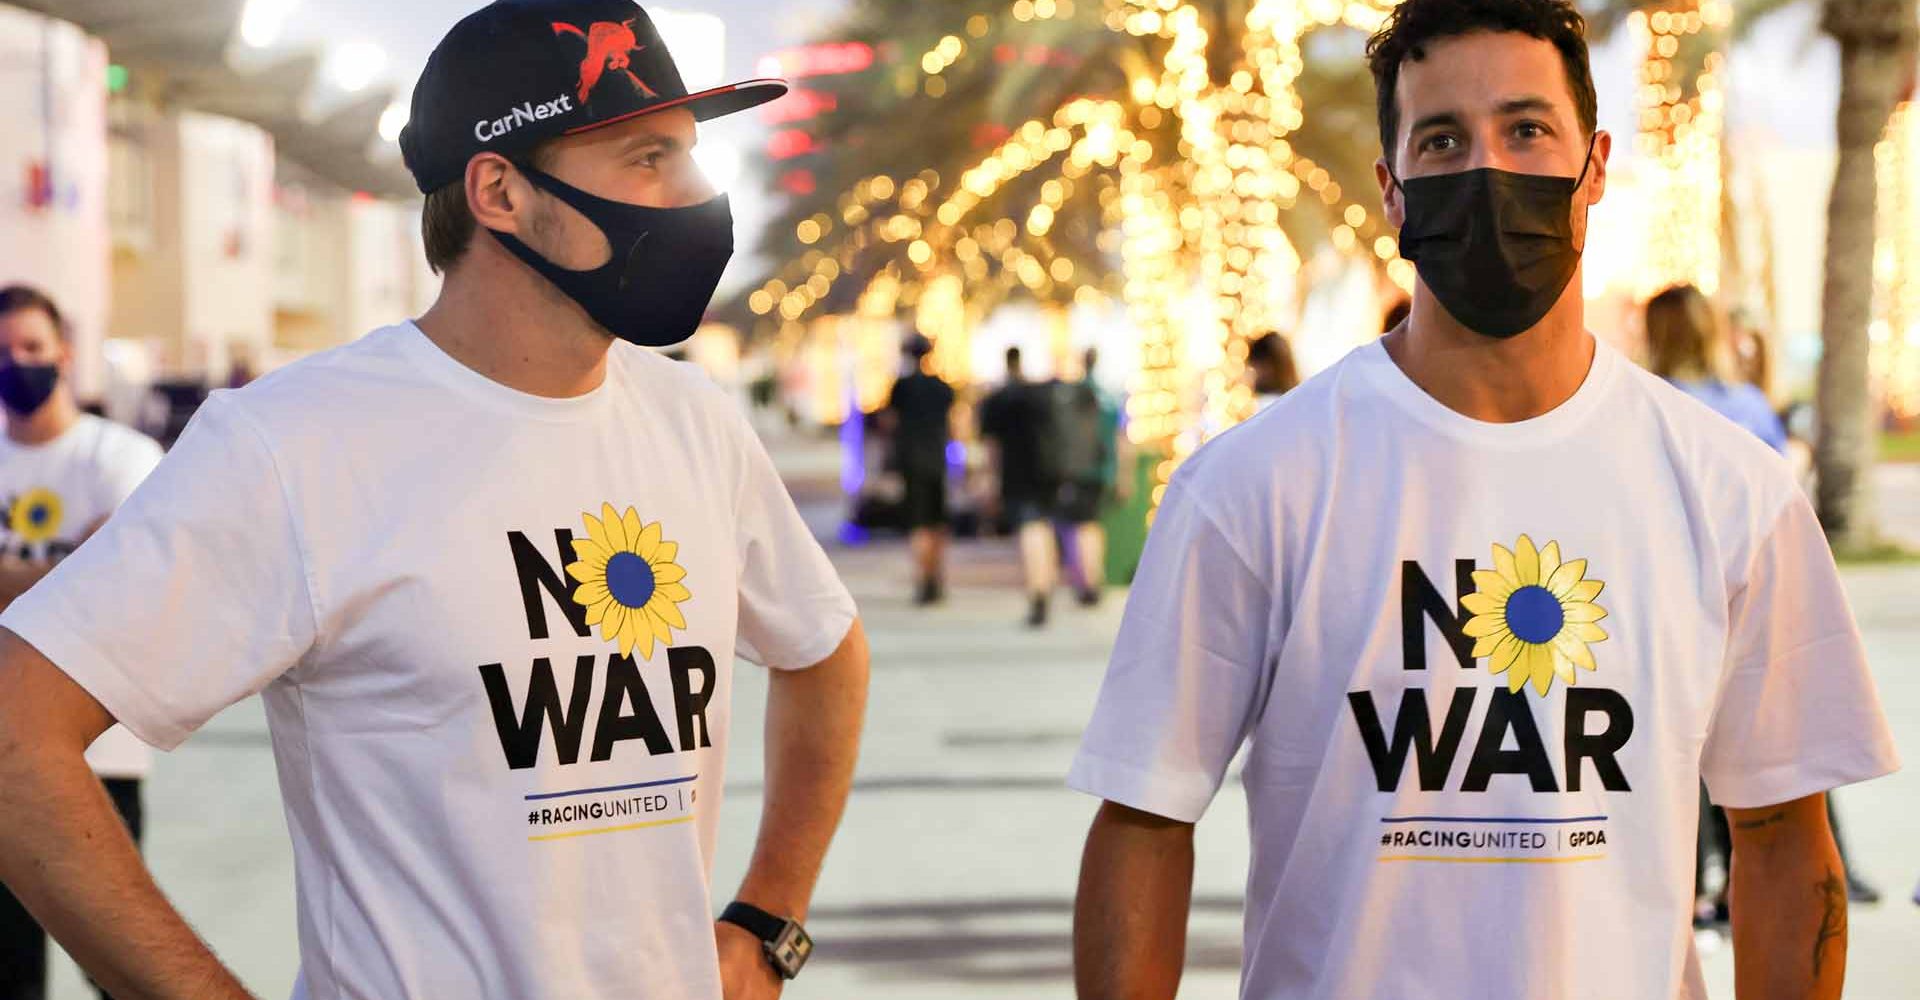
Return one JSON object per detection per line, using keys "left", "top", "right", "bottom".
{"left": 0, "top": 413, "right": 162, "bottom": 778}
{"left": 1069, "top": 336, "right": 1898, "bottom": 1000}
{"left": 1, "top": 324, "right": 858, "bottom": 1000}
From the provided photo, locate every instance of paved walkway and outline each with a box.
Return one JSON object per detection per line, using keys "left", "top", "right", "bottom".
{"left": 45, "top": 434, "right": 1920, "bottom": 998}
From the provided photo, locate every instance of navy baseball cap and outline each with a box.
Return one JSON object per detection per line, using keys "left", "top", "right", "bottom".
{"left": 400, "top": 0, "right": 788, "bottom": 193}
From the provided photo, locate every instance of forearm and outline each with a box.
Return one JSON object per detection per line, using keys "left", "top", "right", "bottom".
{"left": 734, "top": 619, "right": 869, "bottom": 918}
{"left": 1074, "top": 802, "right": 1195, "bottom": 1000}
{"left": 0, "top": 734, "right": 252, "bottom": 999}
{"left": 0, "top": 561, "right": 53, "bottom": 611}
{"left": 1728, "top": 793, "right": 1847, "bottom": 1000}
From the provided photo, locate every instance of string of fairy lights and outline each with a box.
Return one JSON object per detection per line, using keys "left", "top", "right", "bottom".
{"left": 1628, "top": 0, "right": 1729, "bottom": 300}
{"left": 1874, "top": 102, "right": 1920, "bottom": 420}
{"left": 745, "top": 0, "right": 1861, "bottom": 522}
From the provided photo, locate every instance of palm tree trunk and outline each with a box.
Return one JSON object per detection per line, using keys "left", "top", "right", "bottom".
{"left": 1816, "top": 0, "right": 1915, "bottom": 552}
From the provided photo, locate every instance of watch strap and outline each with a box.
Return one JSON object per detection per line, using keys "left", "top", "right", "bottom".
{"left": 720, "top": 901, "right": 789, "bottom": 942}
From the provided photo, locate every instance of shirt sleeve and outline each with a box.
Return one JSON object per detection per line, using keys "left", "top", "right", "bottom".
{"left": 1067, "top": 480, "right": 1275, "bottom": 823}
{"left": 1700, "top": 495, "right": 1900, "bottom": 808}
{"left": 730, "top": 407, "right": 857, "bottom": 671}
{"left": 0, "top": 395, "right": 319, "bottom": 751}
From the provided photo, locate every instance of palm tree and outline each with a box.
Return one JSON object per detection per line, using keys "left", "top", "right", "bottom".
{"left": 1815, "top": 0, "right": 1914, "bottom": 553}
{"left": 1589, "top": 0, "right": 1911, "bottom": 551}
{"left": 736, "top": 0, "right": 1403, "bottom": 480}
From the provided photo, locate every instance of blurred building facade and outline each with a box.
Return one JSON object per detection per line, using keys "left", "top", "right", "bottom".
{"left": 0, "top": 0, "right": 436, "bottom": 431}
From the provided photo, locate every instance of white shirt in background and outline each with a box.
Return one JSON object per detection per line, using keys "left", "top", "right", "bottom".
{"left": 0, "top": 412, "right": 162, "bottom": 778}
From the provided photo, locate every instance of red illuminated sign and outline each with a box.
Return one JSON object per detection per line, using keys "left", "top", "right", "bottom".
{"left": 762, "top": 88, "right": 840, "bottom": 125}
{"left": 756, "top": 42, "right": 875, "bottom": 80}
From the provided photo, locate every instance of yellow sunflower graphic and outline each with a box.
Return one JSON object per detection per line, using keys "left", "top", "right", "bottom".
{"left": 1461, "top": 534, "right": 1608, "bottom": 697}
{"left": 8, "top": 488, "right": 63, "bottom": 545}
{"left": 564, "top": 504, "right": 691, "bottom": 660}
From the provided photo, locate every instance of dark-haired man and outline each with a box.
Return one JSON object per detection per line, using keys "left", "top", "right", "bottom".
{"left": 1070, "top": 0, "right": 1896, "bottom": 997}
{"left": 882, "top": 335, "right": 956, "bottom": 605}
{"left": 0, "top": 286, "right": 162, "bottom": 1000}
{"left": 0, "top": 4, "right": 868, "bottom": 999}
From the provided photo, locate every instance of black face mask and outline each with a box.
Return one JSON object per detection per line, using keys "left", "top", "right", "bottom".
{"left": 1392, "top": 138, "right": 1596, "bottom": 339}
{"left": 0, "top": 363, "right": 59, "bottom": 416}
{"left": 488, "top": 164, "right": 735, "bottom": 348}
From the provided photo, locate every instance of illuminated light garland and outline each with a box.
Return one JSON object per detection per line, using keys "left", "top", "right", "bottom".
{"left": 1629, "top": 2, "right": 1727, "bottom": 300}
{"left": 1874, "top": 102, "right": 1920, "bottom": 420}
{"left": 752, "top": 0, "right": 1419, "bottom": 522}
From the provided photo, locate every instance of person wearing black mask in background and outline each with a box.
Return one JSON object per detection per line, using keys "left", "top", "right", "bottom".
{"left": 1070, "top": 0, "right": 1896, "bottom": 997}
{"left": 882, "top": 335, "right": 956, "bottom": 606}
{"left": 0, "top": 286, "right": 162, "bottom": 1000}
{"left": 0, "top": 5, "right": 869, "bottom": 999}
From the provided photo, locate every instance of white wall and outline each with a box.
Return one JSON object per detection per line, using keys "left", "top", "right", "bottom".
{"left": 177, "top": 110, "right": 275, "bottom": 379}
{"left": 0, "top": 6, "right": 110, "bottom": 397}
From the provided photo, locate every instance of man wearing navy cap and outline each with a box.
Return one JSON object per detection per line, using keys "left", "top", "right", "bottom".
{"left": 0, "top": 3, "right": 869, "bottom": 998}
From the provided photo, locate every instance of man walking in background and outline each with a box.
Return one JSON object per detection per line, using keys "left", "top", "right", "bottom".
{"left": 1051, "top": 348, "right": 1122, "bottom": 607}
{"left": 0, "top": 4, "right": 868, "bottom": 999}
{"left": 0, "top": 286, "right": 162, "bottom": 1000}
{"left": 882, "top": 335, "right": 956, "bottom": 606}
{"left": 981, "top": 346, "right": 1061, "bottom": 627}
{"left": 1071, "top": 0, "right": 1897, "bottom": 997}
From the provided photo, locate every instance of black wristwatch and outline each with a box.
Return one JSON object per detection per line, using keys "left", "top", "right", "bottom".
{"left": 720, "top": 901, "right": 814, "bottom": 980}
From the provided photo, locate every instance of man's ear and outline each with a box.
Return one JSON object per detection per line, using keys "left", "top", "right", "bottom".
{"left": 467, "top": 153, "right": 531, "bottom": 235}
{"left": 1571, "top": 131, "right": 1611, "bottom": 251}
{"left": 1376, "top": 157, "right": 1405, "bottom": 230}
{"left": 1583, "top": 130, "right": 1612, "bottom": 208}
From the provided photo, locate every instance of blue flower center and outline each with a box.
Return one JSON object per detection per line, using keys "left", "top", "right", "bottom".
{"left": 604, "top": 551, "right": 657, "bottom": 609}
{"left": 1505, "top": 585, "right": 1565, "bottom": 644}
{"left": 27, "top": 504, "right": 48, "bottom": 527}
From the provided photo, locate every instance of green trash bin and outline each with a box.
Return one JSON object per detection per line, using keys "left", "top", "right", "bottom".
{"left": 1101, "top": 450, "right": 1159, "bottom": 586}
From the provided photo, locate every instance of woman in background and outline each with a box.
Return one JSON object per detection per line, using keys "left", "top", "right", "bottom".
{"left": 1645, "top": 285, "right": 1787, "bottom": 451}
{"left": 1643, "top": 284, "right": 1882, "bottom": 923}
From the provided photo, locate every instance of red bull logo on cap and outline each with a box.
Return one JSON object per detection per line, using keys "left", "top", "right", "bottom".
{"left": 553, "top": 19, "right": 660, "bottom": 104}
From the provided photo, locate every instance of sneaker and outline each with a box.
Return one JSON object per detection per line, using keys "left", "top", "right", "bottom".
{"left": 914, "top": 579, "right": 943, "bottom": 607}
{"left": 1847, "top": 873, "right": 1882, "bottom": 905}
{"left": 1026, "top": 595, "right": 1049, "bottom": 628}
{"left": 1076, "top": 588, "right": 1102, "bottom": 608}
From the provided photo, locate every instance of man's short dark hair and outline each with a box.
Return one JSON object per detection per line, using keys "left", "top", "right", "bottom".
{"left": 1005, "top": 346, "right": 1022, "bottom": 368}
{"left": 0, "top": 285, "right": 67, "bottom": 340}
{"left": 1366, "top": 0, "right": 1597, "bottom": 161}
{"left": 421, "top": 145, "right": 557, "bottom": 275}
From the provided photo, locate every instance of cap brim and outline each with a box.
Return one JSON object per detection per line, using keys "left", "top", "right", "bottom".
{"left": 563, "top": 79, "right": 791, "bottom": 137}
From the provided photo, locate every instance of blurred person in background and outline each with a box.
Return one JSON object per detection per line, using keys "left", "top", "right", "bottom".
{"left": 1645, "top": 283, "right": 1882, "bottom": 912}
{"left": 0, "top": 286, "right": 162, "bottom": 1000}
{"left": 1052, "top": 348, "right": 1122, "bottom": 607}
{"left": 1646, "top": 285, "right": 1787, "bottom": 452}
{"left": 1247, "top": 332, "right": 1301, "bottom": 412}
{"left": 0, "top": 5, "right": 869, "bottom": 999}
{"left": 1383, "top": 296, "right": 1413, "bottom": 334}
{"left": 1729, "top": 307, "right": 1816, "bottom": 483}
{"left": 881, "top": 335, "right": 955, "bottom": 606}
{"left": 981, "top": 346, "right": 1061, "bottom": 627}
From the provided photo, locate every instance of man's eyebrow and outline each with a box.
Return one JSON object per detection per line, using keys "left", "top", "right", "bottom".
{"left": 620, "top": 133, "right": 681, "bottom": 154}
{"left": 1408, "top": 111, "right": 1463, "bottom": 135}
{"left": 1496, "top": 95, "right": 1560, "bottom": 117}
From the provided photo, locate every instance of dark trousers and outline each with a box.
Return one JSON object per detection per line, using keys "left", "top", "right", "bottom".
{"left": 0, "top": 777, "right": 142, "bottom": 1000}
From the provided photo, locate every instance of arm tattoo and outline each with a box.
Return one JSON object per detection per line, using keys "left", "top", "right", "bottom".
{"left": 1812, "top": 867, "right": 1847, "bottom": 978}
{"left": 1732, "top": 809, "right": 1787, "bottom": 831}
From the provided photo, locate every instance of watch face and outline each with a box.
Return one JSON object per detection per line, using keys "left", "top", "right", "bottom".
{"left": 767, "top": 923, "right": 814, "bottom": 979}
